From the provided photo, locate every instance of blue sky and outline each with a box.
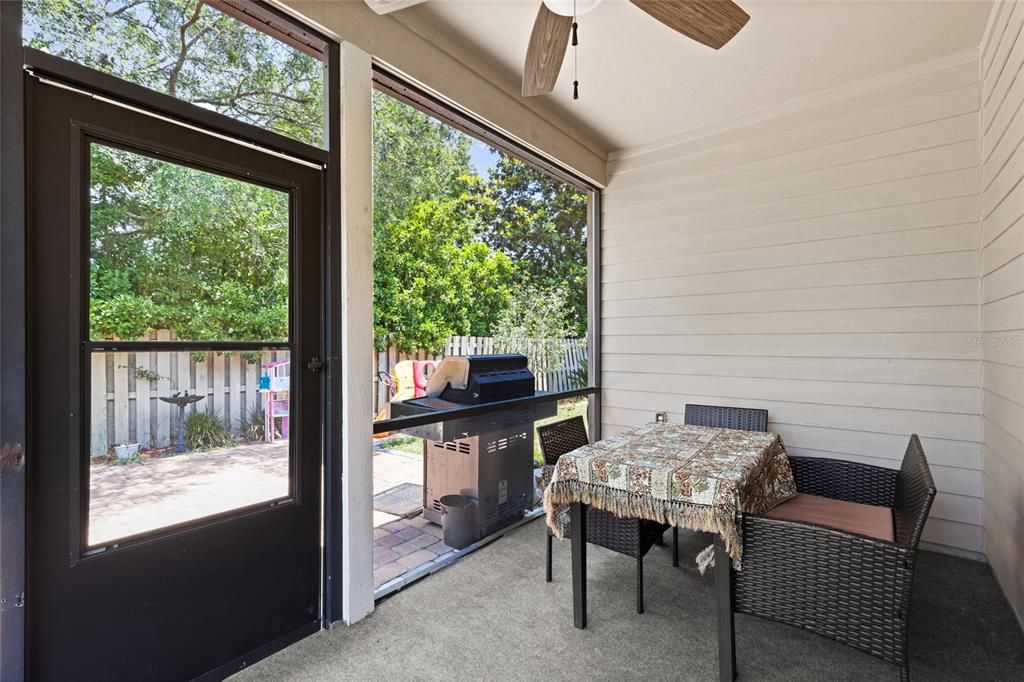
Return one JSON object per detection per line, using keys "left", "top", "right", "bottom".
{"left": 468, "top": 139, "right": 500, "bottom": 180}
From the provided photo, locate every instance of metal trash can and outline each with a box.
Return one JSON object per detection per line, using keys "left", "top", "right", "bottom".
{"left": 439, "top": 494, "right": 477, "bottom": 550}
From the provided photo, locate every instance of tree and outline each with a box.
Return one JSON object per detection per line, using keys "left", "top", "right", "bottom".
{"left": 493, "top": 284, "right": 573, "bottom": 373}
{"left": 372, "top": 91, "right": 473, "bottom": 228}
{"left": 374, "top": 198, "right": 517, "bottom": 352}
{"left": 371, "top": 91, "right": 522, "bottom": 351}
{"left": 26, "top": 0, "right": 591, "bottom": 351}
{"left": 89, "top": 145, "right": 289, "bottom": 342}
{"left": 24, "top": 0, "right": 324, "bottom": 145}
{"left": 472, "top": 155, "right": 589, "bottom": 336}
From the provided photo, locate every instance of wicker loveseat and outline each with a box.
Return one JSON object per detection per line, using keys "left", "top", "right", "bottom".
{"left": 732, "top": 434, "right": 936, "bottom": 681}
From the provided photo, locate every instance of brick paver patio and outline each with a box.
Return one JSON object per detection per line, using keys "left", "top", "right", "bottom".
{"left": 373, "top": 515, "right": 456, "bottom": 589}
{"left": 369, "top": 444, "right": 454, "bottom": 590}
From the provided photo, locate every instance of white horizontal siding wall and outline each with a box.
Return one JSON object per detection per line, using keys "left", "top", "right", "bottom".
{"left": 602, "top": 52, "right": 984, "bottom": 557}
{"left": 980, "top": 0, "right": 1024, "bottom": 625}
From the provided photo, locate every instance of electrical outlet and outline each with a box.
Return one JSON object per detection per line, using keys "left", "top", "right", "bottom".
{"left": 655, "top": 412, "right": 667, "bottom": 423}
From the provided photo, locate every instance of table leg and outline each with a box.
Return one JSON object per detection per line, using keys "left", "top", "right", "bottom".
{"left": 571, "top": 501, "right": 587, "bottom": 629}
{"left": 714, "top": 535, "right": 737, "bottom": 681}
{"left": 672, "top": 526, "right": 679, "bottom": 567}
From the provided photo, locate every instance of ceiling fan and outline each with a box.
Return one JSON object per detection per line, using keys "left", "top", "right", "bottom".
{"left": 364, "top": 0, "right": 750, "bottom": 98}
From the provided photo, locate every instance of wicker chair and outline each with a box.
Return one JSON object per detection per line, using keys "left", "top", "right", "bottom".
{"left": 684, "top": 403, "right": 769, "bottom": 432}
{"left": 732, "top": 435, "right": 936, "bottom": 681}
{"left": 679, "top": 404, "right": 770, "bottom": 565}
{"left": 539, "top": 416, "right": 667, "bottom": 613}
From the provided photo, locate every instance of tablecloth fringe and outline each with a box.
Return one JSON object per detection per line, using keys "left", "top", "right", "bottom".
{"left": 696, "top": 544, "right": 716, "bottom": 574}
{"left": 544, "top": 480, "right": 743, "bottom": 561}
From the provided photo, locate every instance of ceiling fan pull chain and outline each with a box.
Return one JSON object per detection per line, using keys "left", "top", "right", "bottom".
{"left": 572, "top": 0, "right": 579, "bottom": 100}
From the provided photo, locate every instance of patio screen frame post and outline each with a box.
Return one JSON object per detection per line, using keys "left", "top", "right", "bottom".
{"left": 714, "top": 534, "right": 737, "bottom": 682}
{"left": 571, "top": 501, "right": 588, "bottom": 629}
{"left": 0, "top": 1, "right": 27, "bottom": 679}
{"left": 337, "top": 40, "right": 376, "bottom": 626}
{"left": 322, "top": 38, "right": 344, "bottom": 628}
{"left": 586, "top": 190, "right": 601, "bottom": 441}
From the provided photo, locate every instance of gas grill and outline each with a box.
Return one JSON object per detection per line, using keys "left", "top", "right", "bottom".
{"left": 389, "top": 354, "right": 556, "bottom": 538}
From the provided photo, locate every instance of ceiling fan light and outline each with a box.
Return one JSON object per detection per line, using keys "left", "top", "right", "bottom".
{"left": 542, "top": 0, "right": 601, "bottom": 18}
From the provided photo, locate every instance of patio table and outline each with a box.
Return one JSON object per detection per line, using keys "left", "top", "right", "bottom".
{"left": 543, "top": 422, "right": 797, "bottom": 681}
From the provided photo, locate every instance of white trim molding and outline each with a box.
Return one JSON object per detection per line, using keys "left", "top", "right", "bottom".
{"left": 338, "top": 41, "right": 376, "bottom": 626}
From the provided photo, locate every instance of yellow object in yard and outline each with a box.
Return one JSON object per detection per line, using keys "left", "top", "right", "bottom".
{"left": 393, "top": 359, "right": 438, "bottom": 400}
{"left": 372, "top": 359, "right": 438, "bottom": 439}
{"left": 391, "top": 360, "right": 417, "bottom": 402}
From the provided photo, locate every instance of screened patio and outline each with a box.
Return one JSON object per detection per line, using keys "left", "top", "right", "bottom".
{"left": 2, "top": 0, "right": 1022, "bottom": 680}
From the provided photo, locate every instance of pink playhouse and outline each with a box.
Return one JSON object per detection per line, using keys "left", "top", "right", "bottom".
{"left": 259, "top": 357, "right": 290, "bottom": 443}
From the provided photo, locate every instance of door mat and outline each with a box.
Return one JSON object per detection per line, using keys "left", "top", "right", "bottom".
{"left": 373, "top": 483, "right": 424, "bottom": 518}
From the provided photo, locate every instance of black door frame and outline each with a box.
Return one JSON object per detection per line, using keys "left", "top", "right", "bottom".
{"left": 0, "top": 2, "right": 345, "bottom": 677}
{"left": 0, "top": 3, "right": 28, "bottom": 680}
{"left": 27, "top": 72, "right": 323, "bottom": 680}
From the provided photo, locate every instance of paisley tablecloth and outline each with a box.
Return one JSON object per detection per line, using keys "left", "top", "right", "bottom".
{"left": 544, "top": 422, "right": 797, "bottom": 562}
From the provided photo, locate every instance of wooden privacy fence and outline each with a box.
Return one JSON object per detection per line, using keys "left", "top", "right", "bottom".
{"left": 373, "top": 335, "right": 586, "bottom": 413}
{"left": 89, "top": 330, "right": 285, "bottom": 456}
{"left": 93, "top": 332, "right": 586, "bottom": 453}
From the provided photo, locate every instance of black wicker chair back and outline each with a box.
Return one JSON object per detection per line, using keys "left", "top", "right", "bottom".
{"left": 538, "top": 415, "right": 669, "bottom": 612}
{"left": 788, "top": 457, "right": 897, "bottom": 507}
{"left": 538, "top": 415, "right": 589, "bottom": 466}
{"left": 684, "top": 404, "right": 768, "bottom": 432}
{"left": 893, "top": 434, "right": 937, "bottom": 549}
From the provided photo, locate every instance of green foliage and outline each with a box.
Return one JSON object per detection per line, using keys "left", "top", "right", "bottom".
{"left": 374, "top": 198, "right": 517, "bottom": 352}
{"left": 372, "top": 92, "right": 512, "bottom": 352}
{"left": 377, "top": 435, "right": 423, "bottom": 456}
{"left": 24, "top": 0, "right": 324, "bottom": 145}
{"left": 88, "top": 145, "right": 289, "bottom": 341}
{"left": 110, "top": 449, "right": 141, "bottom": 466}
{"left": 493, "top": 285, "right": 572, "bottom": 372}
{"left": 26, "top": 1, "right": 589, "bottom": 352}
{"left": 238, "top": 405, "right": 265, "bottom": 443}
{"left": 119, "top": 363, "right": 166, "bottom": 383}
{"left": 372, "top": 91, "right": 472, "bottom": 228}
{"left": 470, "top": 156, "right": 589, "bottom": 337}
{"left": 185, "top": 410, "right": 233, "bottom": 450}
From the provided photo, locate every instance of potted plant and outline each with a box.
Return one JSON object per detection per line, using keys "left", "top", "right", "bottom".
{"left": 112, "top": 442, "right": 141, "bottom": 462}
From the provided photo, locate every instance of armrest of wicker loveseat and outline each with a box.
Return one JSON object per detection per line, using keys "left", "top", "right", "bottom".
{"left": 893, "top": 434, "right": 936, "bottom": 549}
{"left": 788, "top": 455, "right": 898, "bottom": 507}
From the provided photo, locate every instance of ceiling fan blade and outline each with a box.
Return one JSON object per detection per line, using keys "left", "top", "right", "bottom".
{"left": 522, "top": 2, "right": 573, "bottom": 97}
{"left": 630, "top": 0, "right": 749, "bottom": 49}
{"left": 364, "top": 0, "right": 429, "bottom": 15}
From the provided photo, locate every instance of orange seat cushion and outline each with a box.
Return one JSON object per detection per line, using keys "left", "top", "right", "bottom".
{"left": 762, "top": 493, "right": 894, "bottom": 542}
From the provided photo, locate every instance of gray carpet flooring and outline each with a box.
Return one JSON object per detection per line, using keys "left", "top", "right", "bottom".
{"left": 234, "top": 518, "right": 1024, "bottom": 681}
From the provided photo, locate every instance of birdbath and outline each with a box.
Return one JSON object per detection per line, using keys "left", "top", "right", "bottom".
{"left": 159, "top": 391, "right": 206, "bottom": 453}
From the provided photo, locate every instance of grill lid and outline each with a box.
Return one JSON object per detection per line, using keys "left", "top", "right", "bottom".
{"left": 433, "top": 354, "right": 535, "bottom": 404}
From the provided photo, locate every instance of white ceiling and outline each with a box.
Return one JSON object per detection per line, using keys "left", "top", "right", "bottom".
{"left": 394, "top": 0, "right": 993, "bottom": 153}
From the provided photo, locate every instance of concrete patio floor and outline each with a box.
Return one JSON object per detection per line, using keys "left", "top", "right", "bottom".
{"left": 87, "top": 441, "right": 428, "bottom": 548}
{"left": 89, "top": 438, "right": 489, "bottom": 593}
{"left": 371, "top": 446, "right": 423, "bottom": 528}
{"left": 89, "top": 441, "right": 289, "bottom": 545}
{"left": 234, "top": 518, "right": 1024, "bottom": 681}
